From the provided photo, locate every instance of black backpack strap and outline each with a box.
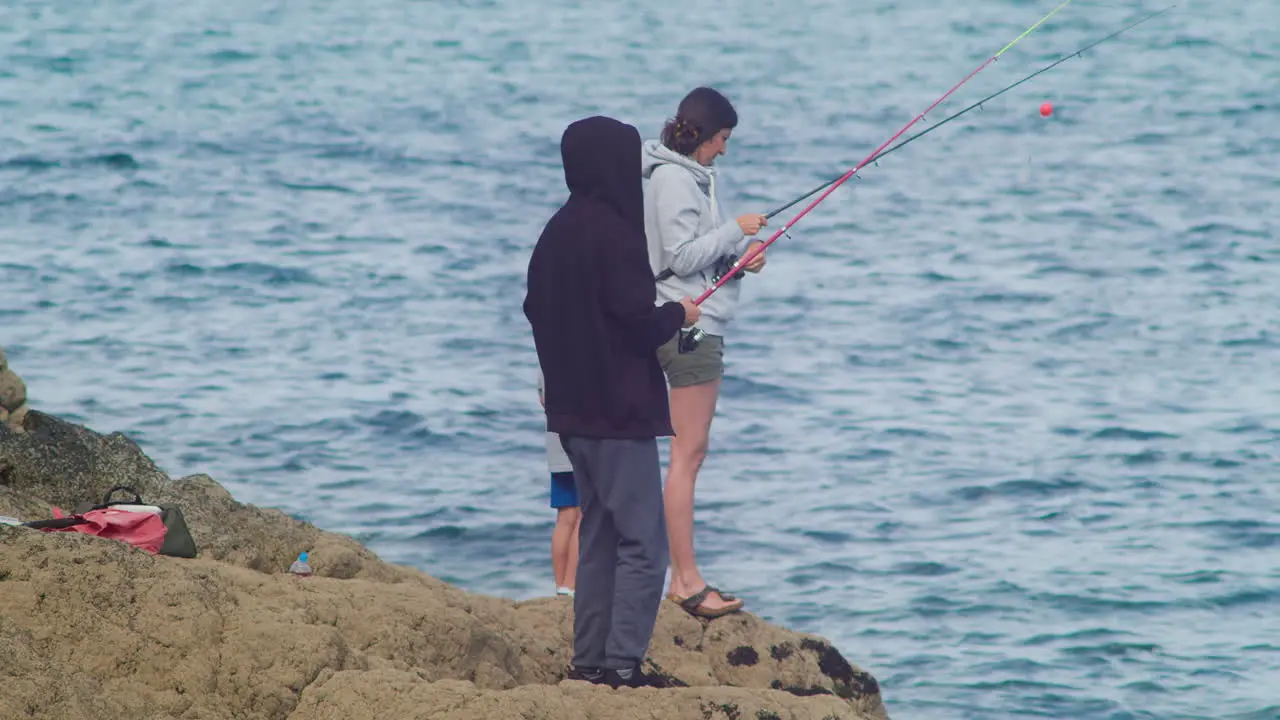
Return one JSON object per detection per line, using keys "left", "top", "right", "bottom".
{"left": 22, "top": 516, "right": 89, "bottom": 530}
{"left": 101, "top": 485, "right": 143, "bottom": 506}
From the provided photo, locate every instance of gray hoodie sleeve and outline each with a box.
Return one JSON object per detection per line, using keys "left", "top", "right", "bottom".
{"left": 650, "top": 167, "right": 745, "bottom": 277}
{"left": 712, "top": 173, "right": 756, "bottom": 258}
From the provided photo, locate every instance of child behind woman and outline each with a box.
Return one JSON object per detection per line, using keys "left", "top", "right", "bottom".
{"left": 539, "top": 369, "right": 581, "bottom": 597}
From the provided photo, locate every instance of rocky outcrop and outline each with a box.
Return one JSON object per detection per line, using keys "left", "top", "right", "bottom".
{"left": 0, "top": 344, "right": 30, "bottom": 431}
{"left": 0, "top": 345, "right": 890, "bottom": 719}
{"left": 0, "top": 406, "right": 422, "bottom": 583}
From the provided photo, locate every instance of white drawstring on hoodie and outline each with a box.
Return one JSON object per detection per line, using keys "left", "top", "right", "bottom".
{"left": 707, "top": 168, "right": 722, "bottom": 226}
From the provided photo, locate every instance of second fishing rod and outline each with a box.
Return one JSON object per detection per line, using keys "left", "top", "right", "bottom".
{"left": 655, "top": 5, "right": 1173, "bottom": 297}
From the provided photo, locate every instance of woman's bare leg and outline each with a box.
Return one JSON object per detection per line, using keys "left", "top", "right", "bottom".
{"left": 664, "top": 378, "right": 737, "bottom": 610}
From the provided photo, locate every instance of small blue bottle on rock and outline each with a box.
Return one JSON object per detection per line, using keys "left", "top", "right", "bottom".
{"left": 288, "top": 551, "right": 312, "bottom": 577}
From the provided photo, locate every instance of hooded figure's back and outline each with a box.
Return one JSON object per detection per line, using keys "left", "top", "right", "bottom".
{"left": 524, "top": 116, "right": 686, "bottom": 439}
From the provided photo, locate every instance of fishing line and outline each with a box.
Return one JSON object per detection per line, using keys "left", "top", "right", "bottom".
{"left": 673, "top": 0, "right": 1078, "bottom": 352}
{"left": 657, "top": 4, "right": 1173, "bottom": 291}
{"left": 759, "top": 5, "right": 1174, "bottom": 220}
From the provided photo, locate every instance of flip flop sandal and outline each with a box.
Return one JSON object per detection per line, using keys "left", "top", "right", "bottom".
{"left": 667, "top": 585, "right": 744, "bottom": 619}
{"left": 665, "top": 583, "right": 739, "bottom": 604}
{"left": 696, "top": 582, "right": 740, "bottom": 602}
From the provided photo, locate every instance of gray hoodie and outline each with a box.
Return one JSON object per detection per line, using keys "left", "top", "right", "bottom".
{"left": 641, "top": 139, "right": 752, "bottom": 337}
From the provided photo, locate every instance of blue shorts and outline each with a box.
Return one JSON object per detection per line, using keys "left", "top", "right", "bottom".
{"left": 550, "top": 471, "right": 579, "bottom": 509}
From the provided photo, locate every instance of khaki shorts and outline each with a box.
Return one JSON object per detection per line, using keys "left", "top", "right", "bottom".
{"left": 656, "top": 331, "right": 724, "bottom": 388}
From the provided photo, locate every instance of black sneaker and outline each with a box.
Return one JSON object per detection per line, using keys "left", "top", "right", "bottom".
{"left": 603, "top": 664, "right": 670, "bottom": 689}
{"left": 565, "top": 665, "right": 608, "bottom": 685}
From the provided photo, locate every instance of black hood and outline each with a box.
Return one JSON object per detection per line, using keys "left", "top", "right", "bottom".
{"left": 560, "top": 115, "right": 644, "bottom": 232}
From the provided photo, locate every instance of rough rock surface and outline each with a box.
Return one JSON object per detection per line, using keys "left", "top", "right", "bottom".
{"left": 0, "top": 346, "right": 890, "bottom": 719}
{"left": 0, "top": 344, "right": 30, "bottom": 431}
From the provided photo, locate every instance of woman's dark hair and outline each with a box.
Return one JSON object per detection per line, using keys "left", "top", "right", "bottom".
{"left": 660, "top": 87, "right": 738, "bottom": 156}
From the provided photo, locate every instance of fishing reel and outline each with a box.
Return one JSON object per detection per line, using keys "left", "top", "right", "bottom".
{"left": 676, "top": 256, "right": 744, "bottom": 354}
{"left": 677, "top": 327, "right": 705, "bottom": 354}
{"left": 710, "top": 254, "right": 746, "bottom": 284}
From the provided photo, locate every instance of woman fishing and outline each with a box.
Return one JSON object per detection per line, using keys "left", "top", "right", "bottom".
{"left": 642, "top": 86, "right": 768, "bottom": 619}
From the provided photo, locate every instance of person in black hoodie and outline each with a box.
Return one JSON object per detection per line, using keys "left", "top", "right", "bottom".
{"left": 524, "top": 115, "right": 699, "bottom": 688}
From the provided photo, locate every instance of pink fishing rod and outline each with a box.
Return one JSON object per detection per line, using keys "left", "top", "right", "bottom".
{"left": 690, "top": 0, "right": 1074, "bottom": 311}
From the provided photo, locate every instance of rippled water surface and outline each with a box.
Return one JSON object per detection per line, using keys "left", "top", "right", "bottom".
{"left": 2, "top": 0, "right": 1278, "bottom": 717}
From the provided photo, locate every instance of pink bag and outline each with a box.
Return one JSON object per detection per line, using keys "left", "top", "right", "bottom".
{"left": 30, "top": 505, "right": 169, "bottom": 554}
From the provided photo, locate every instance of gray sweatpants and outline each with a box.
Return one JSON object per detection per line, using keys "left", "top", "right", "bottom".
{"left": 559, "top": 435, "right": 669, "bottom": 671}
